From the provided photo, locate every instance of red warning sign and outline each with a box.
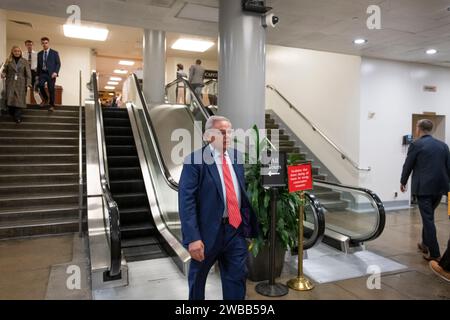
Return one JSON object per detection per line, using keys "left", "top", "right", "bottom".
{"left": 288, "top": 163, "right": 313, "bottom": 193}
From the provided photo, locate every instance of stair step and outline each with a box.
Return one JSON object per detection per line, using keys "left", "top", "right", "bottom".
{"left": 0, "top": 122, "right": 79, "bottom": 131}
{"left": 0, "top": 183, "right": 79, "bottom": 197}
{"left": 0, "top": 173, "right": 79, "bottom": 185}
{"left": 0, "top": 163, "right": 78, "bottom": 175}
{"left": 0, "top": 129, "right": 79, "bottom": 138}
{"left": 0, "top": 217, "right": 79, "bottom": 239}
{"left": 0, "top": 137, "right": 79, "bottom": 146}
{"left": 26, "top": 104, "right": 81, "bottom": 111}
{"left": 23, "top": 108, "right": 80, "bottom": 117}
{"left": 0, "top": 193, "right": 79, "bottom": 209}
{"left": 0, "top": 145, "right": 79, "bottom": 155}
{"left": 0, "top": 204, "right": 79, "bottom": 223}
{"left": 0, "top": 154, "right": 78, "bottom": 165}
{"left": 18, "top": 114, "right": 79, "bottom": 124}
{"left": 265, "top": 123, "right": 279, "bottom": 129}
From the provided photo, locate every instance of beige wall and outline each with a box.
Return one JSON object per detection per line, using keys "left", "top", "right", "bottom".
{"left": 0, "top": 10, "right": 7, "bottom": 93}
{"left": 266, "top": 45, "right": 362, "bottom": 185}
{"left": 7, "top": 39, "right": 92, "bottom": 106}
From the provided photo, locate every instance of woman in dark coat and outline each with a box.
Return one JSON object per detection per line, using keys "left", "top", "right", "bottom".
{"left": 1, "top": 46, "right": 31, "bottom": 123}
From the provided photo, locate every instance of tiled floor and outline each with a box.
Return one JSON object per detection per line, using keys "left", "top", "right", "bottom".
{"left": 0, "top": 205, "right": 449, "bottom": 300}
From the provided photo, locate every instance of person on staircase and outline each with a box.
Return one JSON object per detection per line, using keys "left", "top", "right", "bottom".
{"left": 24, "top": 40, "right": 38, "bottom": 90}
{"left": 0, "top": 46, "right": 32, "bottom": 124}
{"left": 37, "top": 37, "right": 61, "bottom": 112}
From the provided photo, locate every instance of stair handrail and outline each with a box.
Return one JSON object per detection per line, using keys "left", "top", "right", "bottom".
{"left": 266, "top": 84, "right": 371, "bottom": 172}
{"left": 92, "top": 72, "right": 122, "bottom": 277}
{"left": 78, "top": 70, "right": 83, "bottom": 237}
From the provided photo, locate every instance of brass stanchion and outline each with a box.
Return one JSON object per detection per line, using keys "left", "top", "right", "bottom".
{"left": 287, "top": 191, "right": 314, "bottom": 291}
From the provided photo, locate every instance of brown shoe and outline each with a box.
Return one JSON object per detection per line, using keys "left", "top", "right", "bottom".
{"left": 423, "top": 252, "right": 441, "bottom": 262}
{"left": 429, "top": 260, "right": 450, "bottom": 282}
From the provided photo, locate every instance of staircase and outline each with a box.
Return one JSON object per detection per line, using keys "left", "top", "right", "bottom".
{"left": 102, "top": 107, "right": 167, "bottom": 262}
{"left": 265, "top": 112, "right": 349, "bottom": 211}
{"left": 0, "top": 104, "right": 85, "bottom": 239}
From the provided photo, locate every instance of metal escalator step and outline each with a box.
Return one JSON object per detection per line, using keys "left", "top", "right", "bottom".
{"left": 113, "top": 192, "right": 148, "bottom": 207}
{"left": 122, "top": 244, "right": 167, "bottom": 262}
{"left": 102, "top": 118, "right": 131, "bottom": 127}
{"left": 110, "top": 179, "right": 146, "bottom": 194}
{"left": 108, "top": 167, "right": 142, "bottom": 180}
{"left": 121, "top": 236, "right": 159, "bottom": 248}
{"left": 106, "top": 145, "right": 137, "bottom": 156}
{"left": 108, "top": 156, "right": 140, "bottom": 167}
{"left": 105, "top": 136, "right": 135, "bottom": 145}
{"left": 104, "top": 126, "right": 133, "bottom": 136}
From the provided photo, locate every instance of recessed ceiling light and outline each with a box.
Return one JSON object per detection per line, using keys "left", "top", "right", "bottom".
{"left": 108, "top": 93, "right": 114, "bottom": 96}
{"left": 114, "top": 69, "right": 128, "bottom": 74}
{"left": 104, "top": 86, "right": 115, "bottom": 90}
{"left": 171, "top": 38, "right": 214, "bottom": 52}
{"left": 119, "top": 60, "right": 135, "bottom": 66}
{"left": 110, "top": 77, "right": 122, "bottom": 81}
{"left": 353, "top": 38, "right": 368, "bottom": 45}
{"left": 426, "top": 48, "right": 438, "bottom": 55}
{"left": 107, "top": 81, "right": 119, "bottom": 85}
{"left": 63, "top": 24, "right": 109, "bottom": 41}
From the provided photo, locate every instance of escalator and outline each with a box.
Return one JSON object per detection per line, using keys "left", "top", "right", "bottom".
{"left": 102, "top": 108, "right": 167, "bottom": 261}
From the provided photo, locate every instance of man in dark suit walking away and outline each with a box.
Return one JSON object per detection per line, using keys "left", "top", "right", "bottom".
{"left": 401, "top": 119, "right": 450, "bottom": 261}
{"left": 178, "top": 115, "right": 259, "bottom": 300}
{"left": 37, "top": 37, "right": 61, "bottom": 112}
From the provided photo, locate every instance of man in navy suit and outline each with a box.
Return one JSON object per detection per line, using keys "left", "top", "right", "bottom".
{"left": 179, "top": 115, "right": 259, "bottom": 300}
{"left": 401, "top": 119, "right": 450, "bottom": 261}
{"left": 37, "top": 37, "right": 61, "bottom": 111}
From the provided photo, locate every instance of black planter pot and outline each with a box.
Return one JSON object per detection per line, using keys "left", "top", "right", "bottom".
{"left": 246, "top": 239, "right": 286, "bottom": 282}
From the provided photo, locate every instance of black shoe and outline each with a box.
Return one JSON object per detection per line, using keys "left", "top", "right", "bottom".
{"left": 48, "top": 106, "right": 54, "bottom": 112}
{"left": 423, "top": 252, "right": 441, "bottom": 262}
{"left": 417, "top": 242, "right": 429, "bottom": 254}
{"left": 15, "top": 118, "right": 21, "bottom": 124}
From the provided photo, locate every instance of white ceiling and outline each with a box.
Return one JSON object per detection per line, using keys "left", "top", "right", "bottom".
{"left": 2, "top": 0, "right": 450, "bottom": 68}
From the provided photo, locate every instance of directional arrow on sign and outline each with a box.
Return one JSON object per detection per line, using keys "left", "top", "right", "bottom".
{"left": 268, "top": 171, "right": 280, "bottom": 176}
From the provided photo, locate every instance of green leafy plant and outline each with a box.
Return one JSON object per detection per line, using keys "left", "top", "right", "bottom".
{"left": 244, "top": 125, "right": 305, "bottom": 257}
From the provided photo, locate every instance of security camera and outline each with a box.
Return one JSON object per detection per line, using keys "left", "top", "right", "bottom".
{"left": 262, "top": 13, "right": 279, "bottom": 28}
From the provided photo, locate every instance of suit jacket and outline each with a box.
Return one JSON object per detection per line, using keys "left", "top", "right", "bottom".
{"left": 189, "top": 64, "right": 205, "bottom": 85}
{"left": 401, "top": 135, "right": 450, "bottom": 196}
{"left": 37, "top": 49, "right": 61, "bottom": 76}
{"left": 178, "top": 146, "right": 259, "bottom": 254}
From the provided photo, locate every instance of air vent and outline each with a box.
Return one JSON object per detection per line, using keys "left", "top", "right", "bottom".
{"left": 8, "top": 20, "right": 33, "bottom": 28}
{"left": 176, "top": 3, "right": 219, "bottom": 23}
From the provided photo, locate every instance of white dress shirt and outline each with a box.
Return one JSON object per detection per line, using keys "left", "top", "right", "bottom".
{"left": 209, "top": 145, "right": 241, "bottom": 218}
{"left": 25, "top": 50, "right": 37, "bottom": 71}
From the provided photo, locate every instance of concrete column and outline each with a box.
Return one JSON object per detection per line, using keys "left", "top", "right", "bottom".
{"left": 218, "top": 0, "right": 266, "bottom": 130}
{"left": 0, "top": 9, "right": 7, "bottom": 93}
{"left": 142, "top": 29, "right": 166, "bottom": 106}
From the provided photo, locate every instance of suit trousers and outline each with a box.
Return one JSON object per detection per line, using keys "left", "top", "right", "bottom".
{"left": 188, "top": 223, "right": 248, "bottom": 300}
{"left": 417, "top": 195, "right": 442, "bottom": 258}
{"left": 38, "top": 72, "right": 56, "bottom": 106}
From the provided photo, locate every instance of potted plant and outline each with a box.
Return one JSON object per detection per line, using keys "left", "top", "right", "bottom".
{"left": 243, "top": 125, "right": 305, "bottom": 282}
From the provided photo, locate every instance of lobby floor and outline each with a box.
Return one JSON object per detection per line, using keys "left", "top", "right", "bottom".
{"left": 0, "top": 205, "right": 449, "bottom": 300}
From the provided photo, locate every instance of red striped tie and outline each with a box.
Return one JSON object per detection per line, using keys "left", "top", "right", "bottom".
{"left": 221, "top": 153, "right": 242, "bottom": 229}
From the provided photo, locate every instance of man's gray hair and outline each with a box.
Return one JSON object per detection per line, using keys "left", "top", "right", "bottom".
{"left": 205, "top": 115, "right": 231, "bottom": 131}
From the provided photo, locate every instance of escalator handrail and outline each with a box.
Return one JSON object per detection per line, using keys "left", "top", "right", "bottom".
{"left": 132, "top": 74, "right": 179, "bottom": 191}
{"left": 92, "top": 72, "right": 122, "bottom": 277}
{"left": 165, "top": 77, "right": 212, "bottom": 119}
{"left": 266, "top": 84, "right": 371, "bottom": 172}
{"left": 313, "top": 179, "right": 386, "bottom": 243}
{"left": 303, "top": 193, "right": 326, "bottom": 250}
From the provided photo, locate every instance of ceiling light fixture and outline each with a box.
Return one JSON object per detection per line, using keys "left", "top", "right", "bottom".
{"left": 104, "top": 86, "right": 115, "bottom": 90}
{"left": 107, "top": 81, "right": 119, "bottom": 85}
{"left": 353, "top": 38, "right": 368, "bottom": 45}
{"left": 110, "top": 77, "right": 122, "bottom": 81}
{"left": 171, "top": 38, "right": 214, "bottom": 52}
{"left": 426, "top": 48, "right": 438, "bottom": 55}
{"left": 119, "top": 60, "right": 135, "bottom": 66}
{"left": 114, "top": 69, "right": 128, "bottom": 74}
{"left": 63, "top": 24, "right": 109, "bottom": 41}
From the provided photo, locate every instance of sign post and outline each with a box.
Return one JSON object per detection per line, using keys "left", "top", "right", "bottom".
{"left": 286, "top": 163, "right": 314, "bottom": 291}
{"left": 255, "top": 152, "right": 289, "bottom": 297}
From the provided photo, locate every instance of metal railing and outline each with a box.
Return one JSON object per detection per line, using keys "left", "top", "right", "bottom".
{"left": 78, "top": 70, "right": 83, "bottom": 237}
{"left": 266, "top": 84, "right": 371, "bottom": 172}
